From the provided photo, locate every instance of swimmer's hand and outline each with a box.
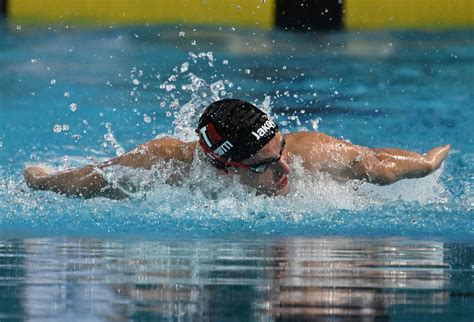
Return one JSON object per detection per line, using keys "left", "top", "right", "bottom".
{"left": 24, "top": 166, "right": 51, "bottom": 190}
{"left": 424, "top": 144, "right": 451, "bottom": 171}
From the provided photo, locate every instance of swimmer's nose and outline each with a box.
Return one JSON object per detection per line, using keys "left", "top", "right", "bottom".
{"left": 280, "top": 159, "right": 291, "bottom": 174}
{"left": 273, "top": 158, "right": 290, "bottom": 179}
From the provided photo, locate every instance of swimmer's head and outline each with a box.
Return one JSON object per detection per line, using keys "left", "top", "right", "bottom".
{"left": 196, "top": 99, "right": 279, "bottom": 166}
{"left": 196, "top": 99, "right": 290, "bottom": 195}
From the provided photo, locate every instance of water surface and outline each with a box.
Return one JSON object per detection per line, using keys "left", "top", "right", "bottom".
{"left": 1, "top": 237, "right": 473, "bottom": 321}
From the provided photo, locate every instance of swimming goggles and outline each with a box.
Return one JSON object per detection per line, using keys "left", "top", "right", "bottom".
{"left": 199, "top": 139, "right": 286, "bottom": 174}
{"left": 244, "top": 139, "right": 286, "bottom": 173}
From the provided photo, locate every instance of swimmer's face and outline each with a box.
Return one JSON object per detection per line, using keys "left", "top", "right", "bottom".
{"left": 232, "top": 134, "right": 291, "bottom": 196}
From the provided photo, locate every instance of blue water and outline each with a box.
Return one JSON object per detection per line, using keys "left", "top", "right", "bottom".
{"left": 0, "top": 23, "right": 473, "bottom": 320}
{"left": 1, "top": 237, "right": 473, "bottom": 321}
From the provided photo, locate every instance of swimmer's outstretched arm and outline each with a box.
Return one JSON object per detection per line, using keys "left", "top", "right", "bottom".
{"left": 345, "top": 144, "right": 451, "bottom": 185}
{"left": 24, "top": 137, "right": 195, "bottom": 199}
{"left": 286, "top": 132, "right": 450, "bottom": 185}
{"left": 24, "top": 163, "right": 121, "bottom": 199}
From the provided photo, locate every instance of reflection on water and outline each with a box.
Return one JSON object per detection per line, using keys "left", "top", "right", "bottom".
{"left": 0, "top": 237, "right": 473, "bottom": 321}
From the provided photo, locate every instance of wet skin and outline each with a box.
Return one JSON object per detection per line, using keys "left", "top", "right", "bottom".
{"left": 24, "top": 131, "right": 451, "bottom": 198}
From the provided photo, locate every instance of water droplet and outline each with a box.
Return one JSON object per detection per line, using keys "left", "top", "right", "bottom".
{"left": 132, "top": 79, "right": 140, "bottom": 85}
{"left": 310, "top": 118, "right": 321, "bottom": 131}
{"left": 53, "top": 125, "right": 62, "bottom": 133}
{"left": 64, "top": 91, "right": 71, "bottom": 98}
{"left": 178, "top": 31, "right": 186, "bottom": 37}
{"left": 236, "top": 5, "right": 241, "bottom": 10}
{"left": 245, "top": 69, "right": 251, "bottom": 74}
{"left": 30, "top": 58, "right": 37, "bottom": 63}
{"left": 16, "top": 25, "right": 21, "bottom": 30}
{"left": 223, "top": 60, "right": 229, "bottom": 65}
{"left": 165, "top": 84, "right": 176, "bottom": 92}
{"left": 69, "top": 103, "right": 77, "bottom": 112}
{"left": 50, "top": 79, "right": 56, "bottom": 85}
{"left": 62, "top": 124, "right": 69, "bottom": 131}
{"left": 180, "top": 62, "right": 189, "bottom": 73}
{"left": 170, "top": 99, "right": 180, "bottom": 108}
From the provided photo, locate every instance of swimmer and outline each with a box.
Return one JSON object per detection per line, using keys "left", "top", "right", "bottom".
{"left": 24, "top": 99, "right": 450, "bottom": 198}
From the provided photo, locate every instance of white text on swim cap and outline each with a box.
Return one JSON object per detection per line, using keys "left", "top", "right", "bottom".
{"left": 214, "top": 140, "right": 234, "bottom": 156}
{"left": 251, "top": 120, "right": 276, "bottom": 140}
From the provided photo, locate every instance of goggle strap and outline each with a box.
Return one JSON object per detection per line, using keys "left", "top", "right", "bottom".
{"left": 198, "top": 141, "right": 250, "bottom": 170}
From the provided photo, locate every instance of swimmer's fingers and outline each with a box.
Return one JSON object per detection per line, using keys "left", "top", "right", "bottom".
{"left": 425, "top": 144, "right": 451, "bottom": 171}
{"left": 24, "top": 166, "right": 51, "bottom": 190}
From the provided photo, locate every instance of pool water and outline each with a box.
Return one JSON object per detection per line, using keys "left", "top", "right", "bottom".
{"left": 0, "top": 23, "right": 473, "bottom": 320}
{"left": 1, "top": 237, "right": 473, "bottom": 321}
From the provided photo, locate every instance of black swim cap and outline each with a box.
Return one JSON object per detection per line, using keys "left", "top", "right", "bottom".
{"left": 196, "top": 99, "right": 279, "bottom": 168}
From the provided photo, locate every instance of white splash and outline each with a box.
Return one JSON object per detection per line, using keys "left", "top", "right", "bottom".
{"left": 103, "top": 123, "right": 125, "bottom": 156}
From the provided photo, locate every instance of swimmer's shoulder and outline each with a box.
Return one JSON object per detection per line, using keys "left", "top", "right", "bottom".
{"left": 283, "top": 131, "right": 339, "bottom": 168}
{"left": 146, "top": 137, "right": 197, "bottom": 163}
{"left": 284, "top": 131, "right": 333, "bottom": 150}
